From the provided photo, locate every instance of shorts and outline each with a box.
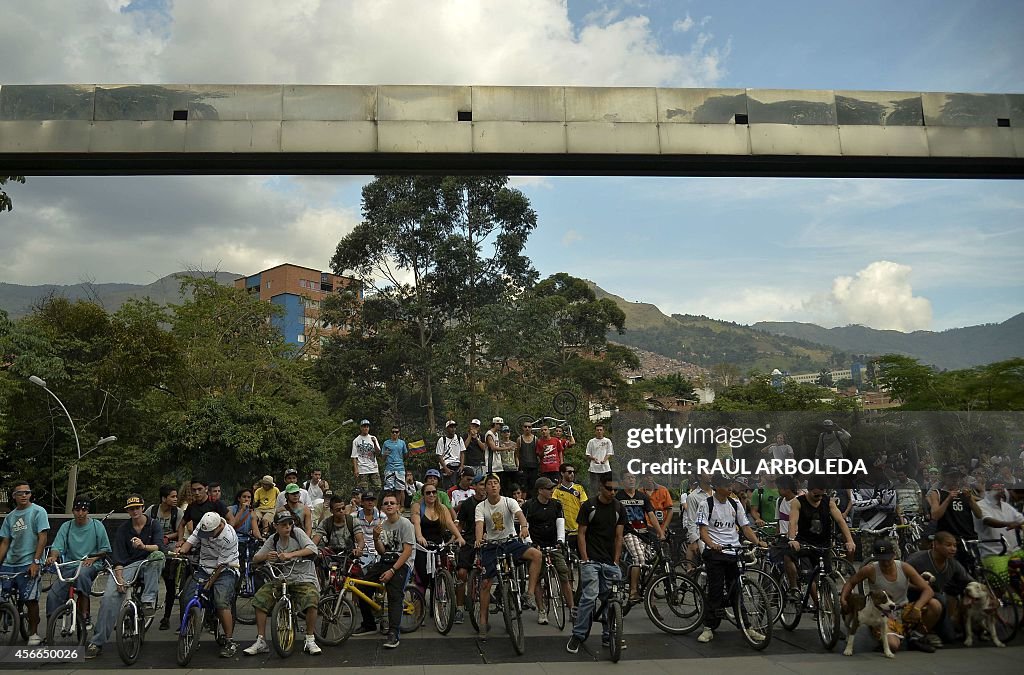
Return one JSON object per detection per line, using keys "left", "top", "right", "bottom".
{"left": 383, "top": 471, "right": 407, "bottom": 492}
{"left": 543, "top": 547, "right": 569, "bottom": 582}
{"left": 252, "top": 580, "right": 319, "bottom": 614}
{"left": 357, "top": 472, "right": 383, "bottom": 492}
{"left": 0, "top": 564, "right": 40, "bottom": 602}
{"left": 456, "top": 544, "right": 477, "bottom": 572}
{"left": 623, "top": 533, "right": 651, "bottom": 567}
{"left": 184, "top": 568, "right": 239, "bottom": 611}
{"left": 480, "top": 540, "right": 531, "bottom": 579}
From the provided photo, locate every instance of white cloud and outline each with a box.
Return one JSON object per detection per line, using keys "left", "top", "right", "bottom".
{"left": 562, "top": 229, "right": 583, "bottom": 246}
{"left": 673, "top": 14, "right": 695, "bottom": 33}
{"left": 810, "top": 261, "right": 932, "bottom": 332}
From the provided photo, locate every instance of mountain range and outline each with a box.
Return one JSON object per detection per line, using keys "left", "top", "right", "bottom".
{"left": 1, "top": 272, "right": 1019, "bottom": 372}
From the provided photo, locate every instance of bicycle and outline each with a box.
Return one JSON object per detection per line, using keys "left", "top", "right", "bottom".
{"left": 475, "top": 537, "right": 527, "bottom": 655}
{"left": 170, "top": 555, "right": 232, "bottom": 666}
{"left": 333, "top": 557, "right": 424, "bottom": 639}
{"left": 46, "top": 556, "right": 104, "bottom": 646}
{"left": 0, "top": 570, "right": 33, "bottom": 645}
{"left": 538, "top": 545, "right": 568, "bottom": 630}
{"left": 779, "top": 542, "right": 842, "bottom": 650}
{"left": 259, "top": 560, "right": 317, "bottom": 658}
{"left": 417, "top": 542, "right": 458, "bottom": 635}
{"left": 579, "top": 561, "right": 628, "bottom": 662}
{"left": 314, "top": 552, "right": 357, "bottom": 646}
{"left": 963, "top": 537, "right": 1020, "bottom": 645}
{"left": 621, "top": 533, "right": 705, "bottom": 636}
{"left": 113, "top": 558, "right": 161, "bottom": 665}
{"left": 708, "top": 543, "right": 773, "bottom": 650}
{"left": 233, "top": 539, "right": 263, "bottom": 626}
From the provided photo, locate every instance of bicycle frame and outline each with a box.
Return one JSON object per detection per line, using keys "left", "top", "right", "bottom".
{"left": 50, "top": 557, "right": 90, "bottom": 638}
{"left": 117, "top": 559, "right": 159, "bottom": 638}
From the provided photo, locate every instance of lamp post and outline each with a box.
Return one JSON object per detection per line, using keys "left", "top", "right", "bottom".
{"left": 66, "top": 436, "right": 117, "bottom": 513}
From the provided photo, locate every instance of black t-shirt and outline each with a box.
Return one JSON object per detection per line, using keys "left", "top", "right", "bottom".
{"left": 615, "top": 489, "right": 654, "bottom": 534}
{"left": 796, "top": 494, "right": 833, "bottom": 547}
{"left": 183, "top": 499, "right": 228, "bottom": 529}
{"left": 522, "top": 497, "right": 563, "bottom": 547}
{"left": 934, "top": 489, "right": 977, "bottom": 542}
{"left": 457, "top": 496, "right": 485, "bottom": 544}
{"left": 464, "top": 434, "right": 486, "bottom": 465}
{"left": 578, "top": 497, "right": 627, "bottom": 565}
{"left": 518, "top": 438, "right": 539, "bottom": 469}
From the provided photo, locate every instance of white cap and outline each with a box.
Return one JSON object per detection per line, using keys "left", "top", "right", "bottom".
{"left": 492, "top": 416, "right": 504, "bottom": 424}
{"left": 198, "top": 512, "right": 222, "bottom": 536}
{"left": 471, "top": 418, "right": 481, "bottom": 426}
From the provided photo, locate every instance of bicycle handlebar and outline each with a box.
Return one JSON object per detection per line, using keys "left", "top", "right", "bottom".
{"left": 963, "top": 538, "right": 1008, "bottom": 556}
{"left": 53, "top": 556, "right": 102, "bottom": 582}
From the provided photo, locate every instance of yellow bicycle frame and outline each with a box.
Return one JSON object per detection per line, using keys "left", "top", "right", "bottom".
{"left": 341, "top": 574, "right": 414, "bottom": 615}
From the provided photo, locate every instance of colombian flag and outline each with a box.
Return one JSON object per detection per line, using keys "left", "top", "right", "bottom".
{"left": 408, "top": 439, "right": 427, "bottom": 454}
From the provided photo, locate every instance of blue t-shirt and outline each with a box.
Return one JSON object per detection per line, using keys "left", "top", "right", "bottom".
{"left": 52, "top": 518, "right": 111, "bottom": 561}
{"left": 383, "top": 439, "right": 408, "bottom": 473}
{"left": 0, "top": 503, "right": 50, "bottom": 566}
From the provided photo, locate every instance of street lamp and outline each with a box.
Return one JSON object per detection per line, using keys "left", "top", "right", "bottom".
{"left": 65, "top": 435, "right": 117, "bottom": 515}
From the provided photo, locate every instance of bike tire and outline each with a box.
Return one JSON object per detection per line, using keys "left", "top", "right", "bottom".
{"left": 269, "top": 598, "right": 295, "bottom": 658}
{"left": 234, "top": 574, "right": 256, "bottom": 625}
{"left": 91, "top": 568, "right": 111, "bottom": 598}
{"left": 982, "top": 569, "right": 1020, "bottom": 645}
{"left": 176, "top": 605, "right": 201, "bottom": 666}
{"left": 432, "top": 569, "right": 457, "bottom": 635}
{"left": 46, "top": 603, "right": 85, "bottom": 646}
{"left": 643, "top": 571, "right": 704, "bottom": 635}
{"left": 115, "top": 602, "right": 142, "bottom": 665}
{"left": 779, "top": 577, "right": 802, "bottom": 631}
{"left": 745, "top": 569, "right": 783, "bottom": 625}
{"left": 0, "top": 602, "right": 16, "bottom": 646}
{"left": 552, "top": 390, "right": 578, "bottom": 416}
{"left": 546, "top": 564, "right": 566, "bottom": 630}
{"left": 816, "top": 575, "right": 840, "bottom": 650}
{"left": 468, "top": 569, "right": 481, "bottom": 633}
{"left": 400, "top": 583, "right": 425, "bottom": 633}
{"left": 501, "top": 579, "right": 525, "bottom": 655}
{"left": 736, "top": 576, "right": 772, "bottom": 651}
{"left": 608, "top": 599, "right": 623, "bottom": 662}
{"left": 315, "top": 592, "right": 356, "bottom": 646}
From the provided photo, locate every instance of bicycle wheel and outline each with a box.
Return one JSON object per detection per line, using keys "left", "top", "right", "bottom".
{"left": 736, "top": 576, "right": 772, "bottom": 651}
{"left": 46, "top": 603, "right": 84, "bottom": 646}
{"left": 746, "top": 569, "right": 783, "bottom": 625}
{"left": 833, "top": 556, "right": 857, "bottom": 582}
{"left": 779, "top": 577, "right": 803, "bottom": 631}
{"left": 816, "top": 575, "right": 841, "bottom": 650}
{"left": 91, "top": 568, "right": 111, "bottom": 598}
{"left": 468, "top": 569, "right": 481, "bottom": 633}
{"left": 608, "top": 599, "right": 623, "bottom": 662}
{"left": 552, "top": 390, "right": 578, "bottom": 416}
{"left": 176, "top": 605, "right": 201, "bottom": 666}
{"left": 569, "top": 556, "right": 582, "bottom": 603}
{"left": 234, "top": 574, "right": 256, "bottom": 625}
{"left": 432, "top": 569, "right": 457, "bottom": 635}
{"left": 982, "top": 570, "right": 1020, "bottom": 645}
{"left": 0, "top": 601, "right": 17, "bottom": 646}
{"left": 501, "top": 579, "right": 525, "bottom": 655}
{"left": 545, "top": 565, "right": 566, "bottom": 630}
{"left": 269, "top": 598, "right": 295, "bottom": 658}
{"left": 643, "top": 571, "right": 704, "bottom": 635}
{"left": 315, "top": 592, "right": 356, "bottom": 646}
{"left": 400, "top": 583, "right": 425, "bottom": 633}
{"left": 115, "top": 602, "right": 142, "bottom": 665}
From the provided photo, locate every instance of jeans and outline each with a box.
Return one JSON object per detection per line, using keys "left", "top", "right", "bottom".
{"left": 702, "top": 550, "right": 738, "bottom": 630}
{"left": 572, "top": 562, "right": 620, "bottom": 640}
{"left": 45, "top": 562, "right": 101, "bottom": 616}
{"left": 89, "top": 558, "right": 164, "bottom": 648}
{"left": 357, "top": 561, "right": 409, "bottom": 636}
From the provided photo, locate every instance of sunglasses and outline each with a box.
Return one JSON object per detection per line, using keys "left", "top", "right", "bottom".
{"left": 383, "top": 502, "right": 398, "bottom": 507}
{"left": 601, "top": 484, "right": 616, "bottom": 491}
{"left": 424, "top": 490, "right": 437, "bottom": 495}
{"left": 13, "top": 490, "right": 32, "bottom": 496}
{"left": 391, "top": 430, "right": 400, "bottom": 433}
{"left": 563, "top": 470, "right": 576, "bottom": 474}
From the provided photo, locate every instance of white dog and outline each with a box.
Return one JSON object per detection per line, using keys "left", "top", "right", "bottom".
{"left": 962, "top": 581, "right": 1006, "bottom": 648}
{"left": 843, "top": 589, "right": 899, "bottom": 658}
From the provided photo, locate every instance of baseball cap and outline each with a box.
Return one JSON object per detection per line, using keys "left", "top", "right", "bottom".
{"left": 362, "top": 491, "right": 377, "bottom": 501}
{"left": 351, "top": 487, "right": 363, "bottom": 495}
{"left": 872, "top": 540, "right": 896, "bottom": 560}
{"left": 471, "top": 418, "right": 481, "bottom": 426}
{"left": 501, "top": 425, "right": 510, "bottom": 432}
{"left": 822, "top": 419, "right": 834, "bottom": 427}
{"left": 425, "top": 468, "right": 441, "bottom": 479}
{"left": 274, "top": 511, "right": 295, "bottom": 525}
{"left": 73, "top": 498, "right": 90, "bottom": 511}
{"left": 284, "top": 468, "right": 298, "bottom": 477}
{"left": 461, "top": 466, "right": 476, "bottom": 477}
{"left": 471, "top": 474, "right": 487, "bottom": 485}
{"left": 943, "top": 466, "right": 963, "bottom": 476}
{"left": 445, "top": 420, "right": 456, "bottom": 428}
{"left": 710, "top": 473, "right": 731, "bottom": 488}
{"left": 197, "top": 511, "right": 222, "bottom": 537}
{"left": 125, "top": 494, "right": 145, "bottom": 510}
{"left": 986, "top": 479, "right": 1007, "bottom": 490}
{"left": 284, "top": 483, "right": 301, "bottom": 494}
{"left": 535, "top": 477, "right": 556, "bottom": 490}
{"left": 360, "top": 419, "right": 370, "bottom": 426}
{"left": 261, "top": 475, "right": 275, "bottom": 486}
{"left": 492, "top": 416, "right": 503, "bottom": 425}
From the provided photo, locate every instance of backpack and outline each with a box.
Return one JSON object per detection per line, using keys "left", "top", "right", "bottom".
{"left": 319, "top": 513, "right": 356, "bottom": 545}
{"left": 705, "top": 495, "right": 742, "bottom": 525}
{"left": 147, "top": 504, "right": 180, "bottom": 534}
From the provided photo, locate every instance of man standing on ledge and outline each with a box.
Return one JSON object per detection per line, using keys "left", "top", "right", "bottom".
{"left": 352, "top": 419, "right": 382, "bottom": 493}
{"left": 816, "top": 419, "right": 851, "bottom": 460}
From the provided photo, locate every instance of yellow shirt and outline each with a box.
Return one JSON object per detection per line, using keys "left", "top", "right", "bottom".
{"left": 254, "top": 486, "right": 279, "bottom": 513}
{"left": 552, "top": 482, "right": 589, "bottom": 533}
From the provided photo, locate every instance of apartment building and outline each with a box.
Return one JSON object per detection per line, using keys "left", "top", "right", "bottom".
{"left": 234, "top": 263, "right": 360, "bottom": 351}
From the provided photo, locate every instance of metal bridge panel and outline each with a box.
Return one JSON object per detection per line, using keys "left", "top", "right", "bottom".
{"left": 834, "top": 91, "right": 924, "bottom": 126}
{"left": 89, "top": 121, "right": 185, "bottom": 152}
{"left": 837, "top": 125, "right": 930, "bottom": 156}
{"left": 472, "top": 121, "right": 566, "bottom": 153}
{"left": 656, "top": 88, "right": 747, "bottom": 124}
{"left": 186, "top": 85, "right": 283, "bottom": 121}
{"left": 746, "top": 89, "right": 837, "bottom": 125}
{"left": 378, "top": 85, "right": 472, "bottom": 122}
{"left": 922, "top": 92, "right": 1010, "bottom": 128}
{"left": 377, "top": 120, "right": 472, "bottom": 153}
{"left": 659, "top": 123, "right": 751, "bottom": 155}
{"left": 282, "top": 85, "right": 377, "bottom": 121}
{"left": 281, "top": 120, "right": 377, "bottom": 152}
{"left": 472, "top": 86, "right": 564, "bottom": 122}
{"left": 926, "top": 127, "right": 1016, "bottom": 157}
{"left": 94, "top": 85, "right": 192, "bottom": 121}
{"left": 749, "top": 123, "right": 841, "bottom": 156}
{"left": 566, "top": 121, "right": 659, "bottom": 154}
{"left": 184, "top": 120, "right": 282, "bottom": 152}
{"left": 0, "top": 120, "right": 91, "bottom": 152}
{"left": 0, "top": 84, "right": 95, "bottom": 121}
{"left": 565, "top": 87, "right": 658, "bottom": 123}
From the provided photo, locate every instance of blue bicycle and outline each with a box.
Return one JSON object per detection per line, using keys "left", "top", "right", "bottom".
{"left": 170, "top": 555, "right": 232, "bottom": 666}
{"left": 0, "top": 570, "right": 33, "bottom": 645}
{"left": 233, "top": 539, "right": 262, "bottom": 626}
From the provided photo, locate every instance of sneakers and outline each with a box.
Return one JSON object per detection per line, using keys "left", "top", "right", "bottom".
{"left": 351, "top": 624, "right": 377, "bottom": 636}
{"left": 383, "top": 632, "right": 400, "bottom": 649}
{"left": 602, "top": 635, "right": 610, "bottom": 648}
{"left": 243, "top": 636, "right": 270, "bottom": 655}
{"left": 304, "top": 637, "right": 322, "bottom": 655}
{"left": 566, "top": 635, "right": 581, "bottom": 653}
{"left": 522, "top": 593, "right": 537, "bottom": 611}
{"left": 908, "top": 634, "right": 936, "bottom": 653}
{"left": 26, "top": 633, "right": 43, "bottom": 646}
{"left": 85, "top": 644, "right": 101, "bottom": 659}
{"left": 537, "top": 610, "right": 549, "bottom": 625}
{"left": 925, "top": 633, "right": 944, "bottom": 649}
{"left": 697, "top": 628, "right": 714, "bottom": 643}
{"left": 159, "top": 617, "right": 170, "bottom": 631}
{"left": 219, "top": 640, "right": 238, "bottom": 658}
{"left": 454, "top": 609, "right": 465, "bottom": 624}
{"left": 745, "top": 628, "right": 766, "bottom": 642}
{"left": 83, "top": 614, "right": 93, "bottom": 631}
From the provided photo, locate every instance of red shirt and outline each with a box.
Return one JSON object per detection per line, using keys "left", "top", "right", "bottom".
{"left": 537, "top": 437, "right": 566, "bottom": 473}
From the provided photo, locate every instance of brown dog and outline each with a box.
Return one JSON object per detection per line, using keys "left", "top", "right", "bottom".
{"left": 962, "top": 581, "right": 1006, "bottom": 648}
{"left": 843, "top": 589, "right": 899, "bottom": 658}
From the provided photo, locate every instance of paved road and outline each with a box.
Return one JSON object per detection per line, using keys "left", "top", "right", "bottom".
{"left": 6, "top": 601, "right": 1023, "bottom": 674}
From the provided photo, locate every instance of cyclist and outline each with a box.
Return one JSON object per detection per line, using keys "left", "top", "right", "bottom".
{"left": 361, "top": 494, "right": 415, "bottom": 649}
{"left": 784, "top": 475, "right": 856, "bottom": 591}
{"left": 522, "top": 477, "right": 575, "bottom": 625}
{"left": 175, "top": 512, "right": 240, "bottom": 657}
{"left": 695, "top": 474, "right": 767, "bottom": 644}
{"left": 454, "top": 475, "right": 487, "bottom": 624}
{"left": 0, "top": 479, "right": 49, "bottom": 646}
{"left": 616, "top": 473, "right": 664, "bottom": 603}
{"left": 411, "top": 481, "right": 464, "bottom": 592}
{"left": 312, "top": 495, "right": 364, "bottom": 556}
{"left": 567, "top": 472, "right": 625, "bottom": 654}
{"left": 972, "top": 478, "right": 1024, "bottom": 586}
{"left": 277, "top": 483, "right": 313, "bottom": 537}
{"left": 274, "top": 469, "right": 312, "bottom": 508}
{"left": 243, "top": 511, "right": 321, "bottom": 656}
{"left": 86, "top": 494, "right": 166, "bottom": 659}
{"left": 44, "top": 498, "right": 111, "bottom": 634}
{"left": 474, "top": 474, "right": 541, "bottom": 640}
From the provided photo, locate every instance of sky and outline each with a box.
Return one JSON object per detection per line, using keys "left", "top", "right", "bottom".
{"left": 2, "top": 0, "right": 1023, "bottom": 332}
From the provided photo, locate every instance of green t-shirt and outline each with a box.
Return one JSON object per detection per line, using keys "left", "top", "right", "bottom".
{"left": 751, "top": 487, "right": 780, "bottom": 524}
{"left": 53, "top": 518, "right": 111, "bottom": 561}
{"left": 0, "top": 504, "right": 49, "bottom": 566}
{"left": 413, "top": 490, "right": 451, "bottom": 509}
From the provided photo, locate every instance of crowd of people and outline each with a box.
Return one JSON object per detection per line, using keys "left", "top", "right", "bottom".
{"left": 1, "top": 416, "right": 1023, "bottom": 661}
